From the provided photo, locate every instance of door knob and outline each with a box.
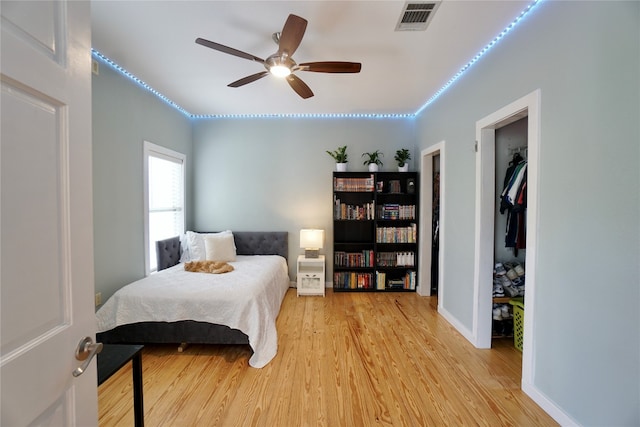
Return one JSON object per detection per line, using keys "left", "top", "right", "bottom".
{"left": 72, "top": 336, "right": 103, "bottom": 377}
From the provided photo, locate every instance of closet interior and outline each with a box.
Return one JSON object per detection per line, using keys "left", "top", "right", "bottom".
{"left": 492, "top": 117, "right": 528, "bottom": 346}
{"left": 431, "top": 155, "right": 440, "bottom": 295}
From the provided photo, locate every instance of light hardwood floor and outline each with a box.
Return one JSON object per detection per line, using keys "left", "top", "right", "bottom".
{"left": 99, "top": 289, "right": 557, "bottom": 426}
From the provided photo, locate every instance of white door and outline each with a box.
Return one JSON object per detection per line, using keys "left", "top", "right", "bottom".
{"left": 1, "top": 1, "right": 97, "bottom": 425}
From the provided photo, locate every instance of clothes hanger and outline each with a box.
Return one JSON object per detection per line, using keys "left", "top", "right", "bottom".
{"left": 511, "top": 152, "right": 524, "bottom": 165}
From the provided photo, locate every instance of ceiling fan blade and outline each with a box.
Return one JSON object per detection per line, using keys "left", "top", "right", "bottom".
{"left": 298, "top": 62, "right": 362, "bottom": 73}
{"left": 228, "top": 71, "right": 269, "bottom": 88}
{"left": 195, "top": 38, "right": 264, "bottom": 64}
{"left": 277, "top": 14, "right": 307, "bottom": 57}
{"left": 286, "top": 74, "right": 314, "bottom": 99}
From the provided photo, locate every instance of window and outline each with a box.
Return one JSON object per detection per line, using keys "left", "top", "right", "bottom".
{"left": 144, "top": 141, "right": 185, "bottom": 274}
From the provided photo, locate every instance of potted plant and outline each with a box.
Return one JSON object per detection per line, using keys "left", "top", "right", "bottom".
{"left": 326, "top": 146, "right": 348, "bottom": 172}
{"left": 362, "top": 150, "right": 383, "bottom": 172}
{"left": 394, "top": 148, "right": 411, "bottom": 172}
{"left": 327, "top": 145, "right": 349, "bottom": 172}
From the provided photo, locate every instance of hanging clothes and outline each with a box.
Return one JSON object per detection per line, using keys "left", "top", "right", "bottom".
{"left": 499, "top": 152, "right": 524, "bottom": 214}
{"left": 500, "top": 153, "right": 527, "bottom": 254}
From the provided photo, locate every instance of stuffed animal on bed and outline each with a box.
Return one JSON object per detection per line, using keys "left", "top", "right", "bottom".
{"left": 184, "top": 260, "right": 234, "bottom": 274}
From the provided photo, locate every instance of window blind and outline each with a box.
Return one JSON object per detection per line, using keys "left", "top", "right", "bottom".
{"left": 147, "top": 149, "right": 184, "bottom": 272}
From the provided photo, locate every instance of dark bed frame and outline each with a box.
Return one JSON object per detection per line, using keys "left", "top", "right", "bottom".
{"left": 97, "top": 231, "right": 288, "bottom": 347}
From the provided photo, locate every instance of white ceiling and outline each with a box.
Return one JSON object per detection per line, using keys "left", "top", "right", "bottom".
{"left": 91, "top": 0, "right": 533, "bottom": 117}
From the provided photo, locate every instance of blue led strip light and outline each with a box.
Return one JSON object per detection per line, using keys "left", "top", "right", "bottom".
{"left": 191, "top": 113, "right": 414, "bottom": 119}
{"left": 414, "top": 0, "right": 541, "bottom": 116}
{"left": 92, "top": 49, "right": 191, "bottom": 117}
{"left": 92, "top": 0, "right": 540, "bottom": 120}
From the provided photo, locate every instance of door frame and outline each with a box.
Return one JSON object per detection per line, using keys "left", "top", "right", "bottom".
{"left": 473, "top": 89, "right": 540, "bottom": 380}
{"left": 418, "top": 142, "right": 444, "bottom": 303}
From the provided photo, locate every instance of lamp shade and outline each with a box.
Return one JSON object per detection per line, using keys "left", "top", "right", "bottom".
{"left": 300, "top": 229, "right": 324, "bottom": 249}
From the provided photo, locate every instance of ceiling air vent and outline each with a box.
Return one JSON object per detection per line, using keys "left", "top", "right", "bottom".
{"left": 395, "top": 1, "right": 441, "bottom": 31}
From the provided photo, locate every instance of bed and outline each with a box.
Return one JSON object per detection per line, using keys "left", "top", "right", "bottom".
{"left": 96, "top": 231, "right": 289, "bottom": 368}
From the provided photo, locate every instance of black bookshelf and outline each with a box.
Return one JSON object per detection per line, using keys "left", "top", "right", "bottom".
{"left": 332, "top": 172, "right": 418, "bottom": 291}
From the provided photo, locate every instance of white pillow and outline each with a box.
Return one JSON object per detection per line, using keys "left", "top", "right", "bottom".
{"left": 204, "top": 233, "right": 237, "bottom": 262}
{"left": 186, "top": 230, "right": 233, "bottom": 261}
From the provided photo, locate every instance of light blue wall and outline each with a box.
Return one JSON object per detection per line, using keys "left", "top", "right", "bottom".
{"left": 192, "top": 117, "right": 416, "bottom": 279}
{"left": 415, "top": 1, "right": 639, "bottom": 425}
{"left": 92, "top": 60, "right": 193, "bottom": 302}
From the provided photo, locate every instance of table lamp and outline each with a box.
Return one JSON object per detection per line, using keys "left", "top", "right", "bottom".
{"left": 300, "top": 229, "right": 324, "bottom": 258}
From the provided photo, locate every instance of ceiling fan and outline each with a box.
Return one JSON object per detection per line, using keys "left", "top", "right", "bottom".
{"left": 195, "top": 14, "right": 362, "bottom": 99}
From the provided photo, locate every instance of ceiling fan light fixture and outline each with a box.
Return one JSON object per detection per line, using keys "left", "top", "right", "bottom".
{"left": 270, "top": 64, "right": 291, "bottom": 77}
{"left": 266, "top": 54, "right": 295, "bottom": 78}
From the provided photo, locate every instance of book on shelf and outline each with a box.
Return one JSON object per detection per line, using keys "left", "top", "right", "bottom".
{"left": 376, "top": 223, "right": 417, "bottom": 243}
{"left": 377, "top": 204, "right": 416, "bottom": 220}
{"left": 404, "top": 270, "right": 416, "bottom": 290}
{"left": 387, "top": 279, "right": 405, "bottom": 289}
{"left": 334, "top": 250, "right": 374, "bottom": 268}
{"left": 334, "top": 196, "right": 375, "bottom": 220}
{"left": 333, "top": 175, "right": 374, "bottom": 192}
{"left": 376, "top": 271, "right": 386, "bottom": 290}
{"left": 376, "top": 251, "right": 415, "bottom": 267}
{"left": 333, "top": 271, "right": 374, "bottom": 289}
{"left": 388, "top": 180, "right": 401, "bottom": 193}
{"left": 386, "top": 272, "right": 416, "bottom": 290}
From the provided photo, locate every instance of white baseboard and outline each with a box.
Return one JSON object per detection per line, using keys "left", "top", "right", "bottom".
{"left": 522, "top": 381, "right": 580, "bottom": 426}
{"left": 438, "top": 305, "right": 475, "bottom": 344}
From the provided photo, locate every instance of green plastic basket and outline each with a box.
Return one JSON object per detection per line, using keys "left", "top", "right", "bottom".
{"left": 509, "top": 297, "right": 524, "bottom": 352}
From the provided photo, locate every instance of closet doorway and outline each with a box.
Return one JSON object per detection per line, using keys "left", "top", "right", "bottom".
{"left": 492, "top": 118, "right": 528, "bottom": 342}
{"left": 418, "top": 142, "right": 444, "bottom": 303}
{"left": 473, "top": 90, "right": 540, "bottom": 388}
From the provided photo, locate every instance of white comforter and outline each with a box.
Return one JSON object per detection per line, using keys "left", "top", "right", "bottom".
{"left": 96, "top": 255, "right": 290, "bottom": 368}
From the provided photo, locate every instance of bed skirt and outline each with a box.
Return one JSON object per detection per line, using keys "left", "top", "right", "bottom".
{"left": 97, "top": 320, "right": 249, "bottom": 345}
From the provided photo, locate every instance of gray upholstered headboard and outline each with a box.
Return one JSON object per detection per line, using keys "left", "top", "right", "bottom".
{"left": 156, "top": 231, "right": 288, "bottom": 271}
{"left": 156, "top": 236, "right": 182, "bottom": 271}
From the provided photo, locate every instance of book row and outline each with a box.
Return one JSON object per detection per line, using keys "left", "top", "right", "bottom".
{"left": 378, "top": 204, "right": 416, "bottom": 220}
{"left": 333, "top": 175, "right": 375, "bottom": 192}
{"left": 333, "top": 272, "right": 374, "bottom": 289}
{"left": 333, "top": 270, "right": 417, "bottom": 290}
{"left": 334, "top": 250, "right": 375, "bottom": 268}
{"left": 377, "top": 251, "right": 415, "bottom": 267}
{"left": 333, "top": 199, "right": 417, "bottom": 221}
{"left": 384, "top": 180, "right": 402, "bottom": 193}
{"left": 376, "top": 224, "right": 418, "bottom": 243}
{"left": 377, "top": 270, "right": 416, "bottom": 290}
{"left": 334, "top": 250, "right": 415, "bottom": 268}
{"left": 334, "top": 198, "right": 375, "bottom": 220}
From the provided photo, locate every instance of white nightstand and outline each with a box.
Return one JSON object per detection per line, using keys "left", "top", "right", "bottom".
{"left": 297, "top": 255, "right": 325, "bottom": 297}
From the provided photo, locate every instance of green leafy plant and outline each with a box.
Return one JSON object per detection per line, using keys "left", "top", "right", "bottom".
{"left": 394, "top": 148, "right": 411, "bottom": 167}
{"left": 326, "top": 145, "right": 348, "bottom": 163}
{"left": 362, "top": 150, "right": 384, "bottom": 166}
